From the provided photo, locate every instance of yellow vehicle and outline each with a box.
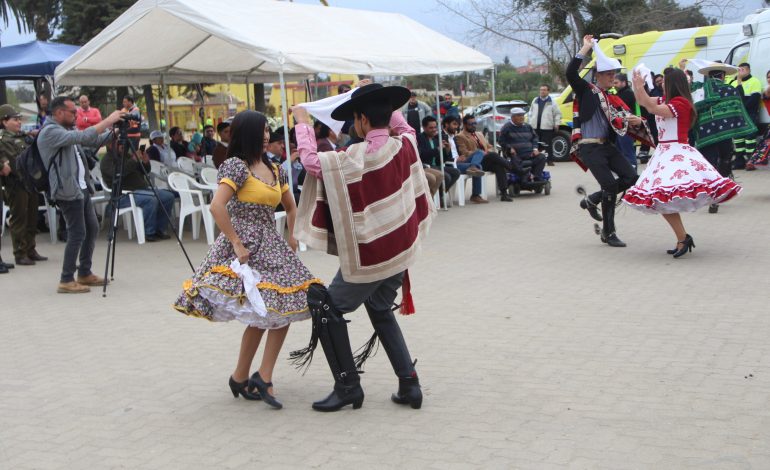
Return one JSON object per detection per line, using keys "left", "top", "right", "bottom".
{"left": 551, "top": 23, "right": 742, "bottom": 161}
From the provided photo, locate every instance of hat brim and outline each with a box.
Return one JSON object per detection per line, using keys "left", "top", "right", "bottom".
{"left": 331, "top": 86, "right": 411, "bottom": 121}
{"left": 698, "top": 64, "right": 738, "bottom": 75}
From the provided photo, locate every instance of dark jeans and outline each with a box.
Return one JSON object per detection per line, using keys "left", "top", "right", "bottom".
{"left": 701, "top": 139, "right": 734, "bottom": 178}
{"left": 616, "top": 134, "right": 637, "bottom": 171}
{"left": 118, "top": 189, "right": 175, "bottom": 236}
{"left": 579, "top": 142, "right": 638, "bottom": 202}
{"left": 535, "top": 129, "right": 555, "bottom": 161}
{"left": 57, "top": 190, "right": 99, "bottom": 283}
{"left": 479, "top": 151, "right": 512, "bottom": 194}
{"left": 435, "top": 165, "right": 461, "bottom": 190}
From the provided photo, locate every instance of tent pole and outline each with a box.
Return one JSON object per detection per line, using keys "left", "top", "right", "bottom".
{"left": 278, "top": 69, "right": 294, "bottom": 198}
{"left": 245, "top": 78, "right": 251, "bottom": 110}
{"left": 491, "top": 66, "right": 497, "bottom": 148}
{"left": 435, "top": 74, "right": 448, "bottom": 211}
{"left": 161, "top": 74, "right": 170, "bottom": 136}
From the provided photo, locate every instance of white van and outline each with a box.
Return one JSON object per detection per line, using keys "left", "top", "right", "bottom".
{"left": 724, "top": 8, "right": 770, "bottom": 124}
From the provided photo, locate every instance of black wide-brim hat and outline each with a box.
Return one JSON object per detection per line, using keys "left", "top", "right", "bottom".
{"left": 331, "top": 83, "right": 411, "bottom": 121}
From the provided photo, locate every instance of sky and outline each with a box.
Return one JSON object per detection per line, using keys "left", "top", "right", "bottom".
{"left": 0, "top": 0, "right": 765, "bottom": 65}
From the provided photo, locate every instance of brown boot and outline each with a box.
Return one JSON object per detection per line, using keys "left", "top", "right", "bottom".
{"left": 28, "top": 249, "right": 48, "bottom": 261}
{"left": 57, "top": 281, "right": 91, "bottom": 294}
{"left": 77, "top": 273, "right": 109, "bottom": 286}
{"left": 15, "top": 256, "right": 35, "bottom": 266}
{"left": 470, "top": 195, "right": 488, "bottom": 204}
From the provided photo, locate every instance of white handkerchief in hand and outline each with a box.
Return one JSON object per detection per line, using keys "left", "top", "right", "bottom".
{"left": 297, "top": 88, "right": 355, "bottom": 136}
{"left": 230, "top": 259, "right": 267, "bottom": 317}
{"left": 634, "top": 63, "right": 654, "bottom": 90}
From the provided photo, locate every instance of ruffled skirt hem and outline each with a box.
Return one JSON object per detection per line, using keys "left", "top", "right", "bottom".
{"left": 624, "top": 178, "right": 741, "bottom": 214}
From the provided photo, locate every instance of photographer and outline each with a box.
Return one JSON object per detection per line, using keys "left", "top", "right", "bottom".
{"left": 100, "top": 138, "right": 175, "bottom": 243}
{"left": 37, "top": 96, "right": 123, "bottom": 294}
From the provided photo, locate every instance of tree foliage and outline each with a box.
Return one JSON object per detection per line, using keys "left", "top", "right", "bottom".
{"left": 57, "top": 0, "right": 135, "bottom": 45}
{"left": 1, "top": 0, "right": 60, "bottom": 40}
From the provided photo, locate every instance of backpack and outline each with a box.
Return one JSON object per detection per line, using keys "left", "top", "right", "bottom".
{"left": 15, "top": 137, "right": 62, "bottom": 199}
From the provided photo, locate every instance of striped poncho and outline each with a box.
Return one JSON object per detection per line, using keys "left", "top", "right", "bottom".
{"left": 295, "top": 132, "right": 436, "bottom": 284}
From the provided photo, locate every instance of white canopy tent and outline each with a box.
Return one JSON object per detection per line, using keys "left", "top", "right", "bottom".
{"left": 55, "top": 0, "right": 496, "bottom": 204}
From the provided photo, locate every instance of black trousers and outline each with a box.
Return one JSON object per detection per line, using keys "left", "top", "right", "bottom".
{"left": 480, "top": 152, "right": 512, "bottom": 193}
{"left": 700, "top": 139, "right": 733, "bottom": 178}
{"left": 580, "top": 142, "right": 638, "bottom": 202}
{"left": 535, "top": 129, "right": 555, "bottom": 161}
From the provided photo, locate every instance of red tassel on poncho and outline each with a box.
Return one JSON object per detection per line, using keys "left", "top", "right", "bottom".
{"left": 399, "top": 270, "right": 415, "bottom": 315}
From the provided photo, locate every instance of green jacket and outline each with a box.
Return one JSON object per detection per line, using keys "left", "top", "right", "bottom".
{"left": 0, "top": 128, "right": 30, "bottom": 189}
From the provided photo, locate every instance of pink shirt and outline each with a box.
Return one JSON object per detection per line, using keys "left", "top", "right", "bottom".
{"left": 297, "top": 111, "right": 415, "bottom": 178}
{"left": 76, "top": 107, "right": 102, "bottom": 131}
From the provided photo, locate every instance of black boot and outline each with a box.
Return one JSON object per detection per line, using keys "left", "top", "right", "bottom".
{"left": 600, "top": 191, "right": 626, "bottom": 247}
{"left": 305, "top": 284, "right": 364, "bottom": 412}
{"left": 363, "top": 305, "right": 422, "bottom": 409}
{"left": 580, "top": 191, "right": 603, "bottom": 222}
{"left": 391, "top": 375, "right": 422, "bottom": 409}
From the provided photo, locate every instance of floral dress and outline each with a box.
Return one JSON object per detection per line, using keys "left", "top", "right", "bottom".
{"left": 173, "top": 157, "right": 321, "bottom": 329}
{"left": 624, "top": 97, "right": 742, "bottom": 214}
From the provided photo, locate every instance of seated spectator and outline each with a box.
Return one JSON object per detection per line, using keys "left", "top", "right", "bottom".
{"left": 455, "top": 114, "right": 513, "bottom": 202}
{"left": 213, "top": 120, "right": 230, "bottom": 168}
{"left": 187, "top": 131, "right": 203, "bottom": 160}
{"left": 401, "top": 91, "right": 433, "bottom": 133}
{"left": 200, "top": 124, "right": 217, "bottom": 156}
{"left": 100, "top": 140, "right": 176, "bottom": 242}
{"left": 265, "top": 130, "right": 285, "bottom": 164}
{"left": 498, "top": 108, "right": 546, "bottom": 181}
{"left": 442, "top": 115, "right": 488, "bottom": 204}
{"left": 416, "top": 115, "right": 460, "bottom": 195}
{"left": 146, "top": 130, "right": 176, "bottom": 168}
{"left": 169, "top": 127, "right": 189, "bottom": 160}
{"left": 313, "top": 121, "right": 337, "bottom": 152}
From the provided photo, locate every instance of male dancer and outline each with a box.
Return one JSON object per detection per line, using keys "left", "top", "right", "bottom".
{"left": 684, "top": 59, "right": 757, "bottom": 213}
{"left": 292, "top": 83, "right": 435, "bottom": 412}
{"left": 567, "top": 35, "right": 652, "bottom": 247}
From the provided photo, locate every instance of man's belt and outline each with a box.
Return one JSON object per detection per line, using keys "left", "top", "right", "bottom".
{"left": 579, "top": 138, "right": 608, "bottom": 145}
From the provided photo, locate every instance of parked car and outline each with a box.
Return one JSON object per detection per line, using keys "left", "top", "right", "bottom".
{"left": 473, "top": 100, "right": 529, "bottom": 142}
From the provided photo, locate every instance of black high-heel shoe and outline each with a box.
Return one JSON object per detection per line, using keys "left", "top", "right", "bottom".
{"left": 672, "top": 234, "right": 695, "bottom": 258}
{"left": 228, "top": 376, "right": 261, "bottom": 400}
{"left": 248, "top": 372, "right": 283, "bottom": 409}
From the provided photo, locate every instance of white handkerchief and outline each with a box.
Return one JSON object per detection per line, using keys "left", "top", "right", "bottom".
{"left": 297, "top": 88, "right": 355, "bottom": 135}
{"left": 230, "top": 259, "right": 267, "bottom": 317}
{"left": 633, "top": 63, "right": 654, "bottom": 90}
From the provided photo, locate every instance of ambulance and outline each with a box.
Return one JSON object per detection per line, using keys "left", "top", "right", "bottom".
{"left": 724, "top": 8, "right": 770, "bottom": 125}
{"left": 550, "top": 22, "right": 742, "bottom": 161}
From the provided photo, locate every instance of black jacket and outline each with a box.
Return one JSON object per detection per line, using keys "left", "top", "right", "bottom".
{"left": 417, "top": 132, "right": 443, "bottom": 167}
{"left": 566, "top": 55, "right": 616, "bottom": 142}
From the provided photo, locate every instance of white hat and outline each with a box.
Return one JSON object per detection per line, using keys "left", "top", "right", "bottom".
{"left": 592, "top": 39, "right": 623, "bottom": 72}
{"left": 510, "top": 107, "right": 526, "bottom": 115}
{"left": 687, "top": 59, "right": 738, "bottom": 76}
{"left": 149, "top": 130, "right": 164, "bottom": 140}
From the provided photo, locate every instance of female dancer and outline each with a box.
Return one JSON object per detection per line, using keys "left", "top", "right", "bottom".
{"left": 174, "top": 111, "right": 321, "bottom": 409}
{"left": 624, "top": 68, "right": 742, "bottom": 258}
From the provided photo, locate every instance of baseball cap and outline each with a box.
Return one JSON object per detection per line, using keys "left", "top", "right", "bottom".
{"left": 149, "top": 130, "right": 164, "bottom": 140}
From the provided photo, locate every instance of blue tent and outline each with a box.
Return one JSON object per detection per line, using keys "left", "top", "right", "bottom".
{"left": 0, "top": 41, "right": 80, "bottom": 80}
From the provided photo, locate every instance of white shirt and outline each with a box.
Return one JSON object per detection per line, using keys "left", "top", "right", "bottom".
{"left": 448, "top": 135, "right": 459, "bottom": 162}
{"left": 74, "top": 146, "right": 87, "bottom": 190}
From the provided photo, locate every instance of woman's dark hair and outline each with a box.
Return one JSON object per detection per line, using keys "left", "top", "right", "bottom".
{"left": 766, "top": 70, "right": 770, "bottom": 78}
{"left": 227, "top": 110, "right": 271, "bottom": 169}
{"left": 169, "top": 126, "right": 181, "bottom": 138}
{"left": 663, "top": 68, "right": 697, "bottom": 128}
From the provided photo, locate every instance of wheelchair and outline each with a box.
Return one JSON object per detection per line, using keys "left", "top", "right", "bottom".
{"left": 502, "top": 142, "right": 552, "bottom": 197}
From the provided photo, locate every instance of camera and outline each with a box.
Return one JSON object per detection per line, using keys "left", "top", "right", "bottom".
{"left": 119, "top": 110, "right": 142, "bottom": 124}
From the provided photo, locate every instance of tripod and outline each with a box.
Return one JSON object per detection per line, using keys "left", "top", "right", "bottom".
{"left": 101, "top": 122, "right": 195, "bottom": 297}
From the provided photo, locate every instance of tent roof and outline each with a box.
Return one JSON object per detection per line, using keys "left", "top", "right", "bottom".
{"left": 55, "top": 0, "right": 493, "bottom": 86}
{"left": 0, "top": 41, "right": 80, "bottom": 80}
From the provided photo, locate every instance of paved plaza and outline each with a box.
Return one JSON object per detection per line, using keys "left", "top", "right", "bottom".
{"left": 1, "top": 163, "right": 769, "bottom": 469}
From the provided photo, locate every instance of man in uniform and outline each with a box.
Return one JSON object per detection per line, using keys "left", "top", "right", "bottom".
{"left": 291, "top": 83, "right": 436, "bottom": 412}
{"left": 0, "top": 104, "right": 47, "bottom": 266}
{"left": 729, "top": 62, "right": 763, "bottom": 169}
{"left": 567, "top": 35, "right": 651, "bottom": 247}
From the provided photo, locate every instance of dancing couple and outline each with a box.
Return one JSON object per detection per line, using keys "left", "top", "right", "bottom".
{"left": 173, "top": 82, "right": 435, "bottom": 411}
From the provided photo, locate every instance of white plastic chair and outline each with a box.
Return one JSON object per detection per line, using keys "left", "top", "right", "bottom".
{"left": 37, "top": 193, "right": 58, "bottom": 243}
{"left": 149, "top": 161, "right": 170, "bottom": 189}
{"left": 454, "top": 172, "right": 489, "bottom": 207}
{"left": 176, "top": 156, "right": 197, "bottom": 177}
{"left": 200, "top": 167, "right": 218, "bottom": 187}
{"left": 91, "top": 167, "right": 146, "bottom": 244}
{"left": 167, "top": 172, "right": 215, "bottom": 244}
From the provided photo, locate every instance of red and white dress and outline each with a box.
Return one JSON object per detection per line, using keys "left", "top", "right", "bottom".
{"left": 624, "top": 97, "right": 741, "bottom": 214}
